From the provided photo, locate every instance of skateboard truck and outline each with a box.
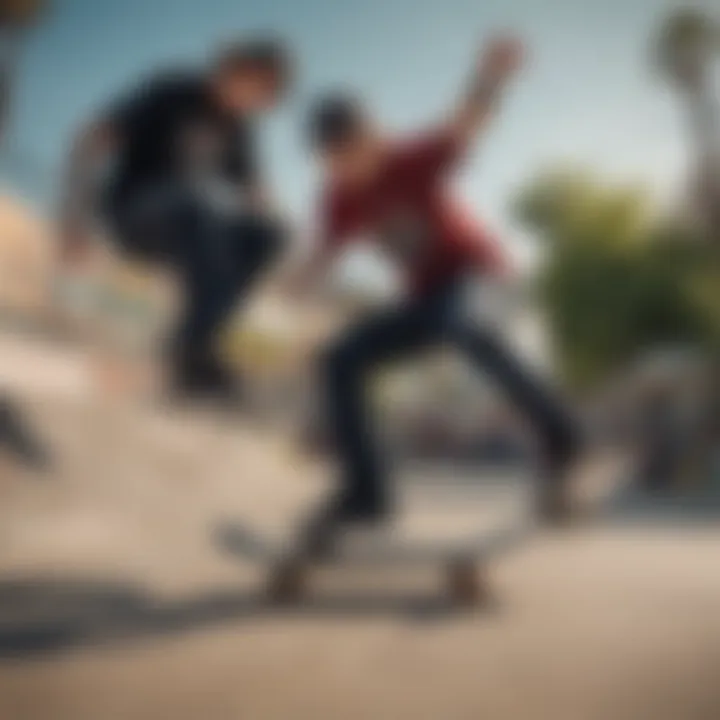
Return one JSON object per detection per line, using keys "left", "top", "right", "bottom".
{"left": 447, "top": 554, "right": 491, "bottom": 608}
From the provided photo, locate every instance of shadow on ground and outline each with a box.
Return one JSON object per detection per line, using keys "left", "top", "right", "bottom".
{"left": 0, "top": 576, "right": 482, "bottom": 662}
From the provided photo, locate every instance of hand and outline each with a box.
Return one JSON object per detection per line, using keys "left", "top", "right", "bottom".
{"left": 247, "top": 186, "right": 274, "bottom": 215}
{"left": 282, "top": 270, "right": 311, "bottom": 301}
{"left": 478, "top": 35, "right": 525, "bottom": 84}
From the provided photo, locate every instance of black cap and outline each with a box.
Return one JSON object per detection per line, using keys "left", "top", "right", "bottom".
{"left": 308, "top": 92, "right": 366, "bottom": 150}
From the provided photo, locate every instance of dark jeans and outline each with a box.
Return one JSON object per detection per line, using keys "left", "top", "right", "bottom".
{"left": 107, "top": 185, "right": 284, "bottom": 377}
{"left": 322, "top": 277, "right": 577, "bottom": 515}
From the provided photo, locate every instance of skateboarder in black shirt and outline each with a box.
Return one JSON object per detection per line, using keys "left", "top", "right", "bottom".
{"left": 60, "top": 36, "right": 293, "bottom": 400}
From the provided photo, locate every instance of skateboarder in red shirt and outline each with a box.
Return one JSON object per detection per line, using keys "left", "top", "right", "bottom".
{"left": 291, "top": 35, "right": 580, "bottom": 552}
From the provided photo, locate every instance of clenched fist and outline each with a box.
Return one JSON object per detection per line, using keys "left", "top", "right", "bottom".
{"left": 478, "top": 35, "right": 526, "bottom": 83}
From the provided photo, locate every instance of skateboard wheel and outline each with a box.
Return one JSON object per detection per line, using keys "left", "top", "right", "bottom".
{"left": 447, "top": 557, "right": 486, "bottom": 607}
{"left": 266, "top": 559, "right": 307, "bottom": 604}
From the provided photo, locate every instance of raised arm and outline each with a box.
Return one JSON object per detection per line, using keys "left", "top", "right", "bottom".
{"left": 447, "top": 35, "right": 525, "bottom": 151}
{"left": 58, "top": 72, "right": 170, "bottom": 261}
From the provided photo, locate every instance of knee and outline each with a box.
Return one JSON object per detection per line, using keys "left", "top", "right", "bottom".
{"left": 256, "top": 217, "right": 286, "bottom": 264}
{"left": 240, "top": 214, "right": 287, "bottom": 265}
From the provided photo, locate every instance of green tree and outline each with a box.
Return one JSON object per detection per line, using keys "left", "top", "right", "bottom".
{"left": 514, "top": 169, "right": 714, "bottom": 391}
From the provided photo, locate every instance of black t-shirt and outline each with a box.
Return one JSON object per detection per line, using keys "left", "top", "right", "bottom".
{"left": 105, "top": 70, "right": 259, "bottom": 207}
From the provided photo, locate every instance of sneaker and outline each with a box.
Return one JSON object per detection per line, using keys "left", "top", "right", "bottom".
{"left": 298, "top": 490, "right": 391, "bottom": 560}
{"left": 169, "top": 354, "right": 245, "bottom": 410}
{"left": 536, "top": 440, "right": 580, "bottom": 526}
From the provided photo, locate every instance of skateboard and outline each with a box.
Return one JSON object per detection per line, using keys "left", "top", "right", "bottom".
{"left": 215, "top": 453, "right": 629, "bottom": 608}
{"left": 215, "top": 516, "right": 537, "bottom": 608}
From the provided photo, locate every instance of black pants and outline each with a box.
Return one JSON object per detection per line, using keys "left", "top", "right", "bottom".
{"left": 322, "top": 277, "right": 577, "bottom": 515}
{"left": 107, "top": 185, "right": 284, "bottom": 377}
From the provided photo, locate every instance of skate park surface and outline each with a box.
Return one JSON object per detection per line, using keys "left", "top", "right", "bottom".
{"left": 1, "top": 332, "right": 719, "bottom": 720}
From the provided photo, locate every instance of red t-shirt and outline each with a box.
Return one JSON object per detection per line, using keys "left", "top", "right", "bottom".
{"left": 319, "top": 130, "right": 506, "bottom": 296}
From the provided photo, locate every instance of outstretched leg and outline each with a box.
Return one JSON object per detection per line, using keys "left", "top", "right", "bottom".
{"left": 452, "top": 320, "right": 579, "bottom": 522}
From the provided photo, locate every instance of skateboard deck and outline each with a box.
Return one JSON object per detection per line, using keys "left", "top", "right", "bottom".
{"left": 215, "top": 516, "right": 538, "bottom": 607}
{"left": 216, "top": 517, "right": 536, "bottom": 567}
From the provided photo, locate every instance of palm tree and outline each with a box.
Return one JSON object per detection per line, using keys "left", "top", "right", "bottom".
{"left": 655, "top": 9, "right": 720, "bottom": 235}
{"left": 654, "top": 8, "right": 720, "bottom": 487}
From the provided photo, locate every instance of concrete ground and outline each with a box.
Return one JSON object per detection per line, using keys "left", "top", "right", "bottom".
{"left": 0, "top": 338, "right": 719, "bottom": 719}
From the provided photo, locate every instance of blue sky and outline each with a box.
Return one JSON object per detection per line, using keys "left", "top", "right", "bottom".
{"left": 1, "top": 0, "right": 710, "bottom": 254}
